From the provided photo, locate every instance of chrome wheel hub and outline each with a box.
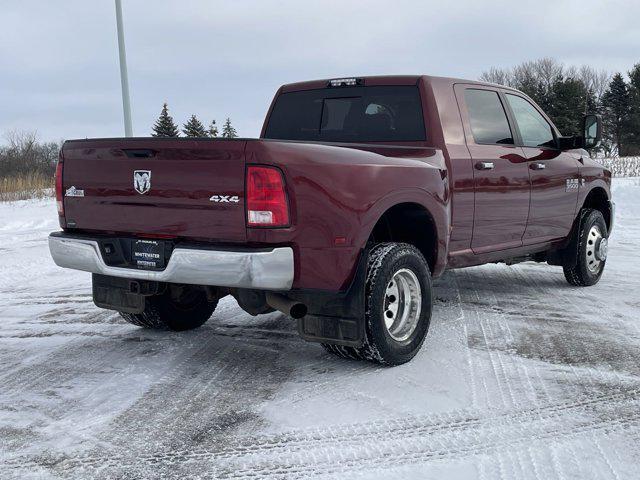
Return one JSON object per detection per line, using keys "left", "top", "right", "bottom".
{"left": 383, "top": 268, "right": 422, "bottom": 342}
{"left": 596, "top": 237, "right": 608, "bottom": 261}
{"left": 586, "top": 225, "right": 606, "bottom": 273}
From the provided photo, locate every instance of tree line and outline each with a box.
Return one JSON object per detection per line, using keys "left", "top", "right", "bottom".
{"left": 480, "top": 58, "right": 640, "bottom": 157}
{"left": 3, "top": 59, "right": 640, "bottom": 183}
{"left": 0, "top": 131, "right": 60, "bottom": 178}
{"left": 151, "top": 103, "right": 238, "bottom": 138}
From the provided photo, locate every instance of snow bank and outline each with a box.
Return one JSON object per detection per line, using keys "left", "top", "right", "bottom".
{"left": 611, "top": 176, "right": 640, "bottom": 219}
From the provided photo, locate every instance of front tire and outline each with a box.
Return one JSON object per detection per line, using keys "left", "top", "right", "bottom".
{"left": 322, "top": 243, "right": 433, "bottom": 366}
{"left": 563, "top": 209, "right": 608, "bottom": 286}
{"left": 120, "top": 285, "right": 217, "bottom": 331}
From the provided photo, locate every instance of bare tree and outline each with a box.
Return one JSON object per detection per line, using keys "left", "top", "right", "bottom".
{"left": 532, "top": 57, "right": 564, "bottom": 89}
{"left": 0, "top": 130, "right": 61, "bottom": 178}
{"left": 479, "top": 67, "right": 513, "bottom": 86}
{"left": 578, "top": 65, "right": 611, "bottom": 102}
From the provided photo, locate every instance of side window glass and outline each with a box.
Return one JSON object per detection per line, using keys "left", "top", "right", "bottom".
{"left": 505, "top": 94, "right": 555, "bottom": 148}
{"left": 464, "top": 89, "right": 514, "bottom": 145}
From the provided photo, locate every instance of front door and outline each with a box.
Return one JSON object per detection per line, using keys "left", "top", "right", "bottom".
{"left": 503, "top": 93, "right": 580, "bottom": 243}
{"left": 455, "top": 85, "right": 531, "bottom": 254}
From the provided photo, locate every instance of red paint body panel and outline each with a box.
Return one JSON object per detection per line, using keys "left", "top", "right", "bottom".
{"left": 467, "top": 144, "right": 530, "bottom": 253}
{"left": 245, "top": 140, "right": 448, "bottom": 290}
{"left": 62, "top": 139, "right": 248, "bottom": 242}
{"left": 522, "top": 147, "right": 581, "bottom": 243}
{"left": 59, "top": 75, "right": 612, "bottom": 292}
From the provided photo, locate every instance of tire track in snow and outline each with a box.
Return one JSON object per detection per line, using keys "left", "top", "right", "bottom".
{"left": 446, "top": 271, "right": 480, "bottom": 410}
{"left": 458, "top": 268, "right": 522, "bottom": 409}
{"left": 509, "top": 265, "right": 556, "bottom": 404}
{"left": 95, "top": 313, "right": 295, "bottom": 451}
{"left": 14, "top": 406, "right": 640, "bottom": 479}
{"left": 0, "top": 322, "right": 132, "bottom": 395}
{"left": 181, "top": 413, "right": 640, "bottom": 480}
{"left": 440, "top": 264, "right": 636, "bottom": 480}
{"left": 495, "top": 266, "right": 551, "bottom": 408}
{"left": 509, "top": 259, "right": 640, "bottom": 480}
{"left": 3, "top": 385, "right": 639, "bottom": 476}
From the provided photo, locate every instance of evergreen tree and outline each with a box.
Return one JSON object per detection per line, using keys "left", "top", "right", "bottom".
{"left": 548, "top": 76, "right": 588, "bottom": 136}
{"left": 182, "top": 114, "right": 207, "bottom": 137}
{"left": 583, "top": 87, "right": 604, "bottom": 157}
{"left": 602, "top": 73, "right": 631, "bottom": 156}
{"left": 151, "top": 103, "right": 180, "bottom": 137}
{"left": 208, "top": 120, "right": 218, "bottom": 138}
{"left": 626, "top": 63, "right": 640, "bottom": 155}
{"left": 221, "top": 118, "right": 238, "bottom": 138}
{"left": 518, "top": 78, "right": 551, "bottom": 114}
{"left": 585, "top": 88, "right": 598, "bottom": 116}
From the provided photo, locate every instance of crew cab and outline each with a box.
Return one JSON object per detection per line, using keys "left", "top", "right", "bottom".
{"left": 49, "top": 75, "right": 613, "bottom": 365}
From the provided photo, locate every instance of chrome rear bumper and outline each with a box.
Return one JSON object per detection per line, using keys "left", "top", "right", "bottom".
{"left": 48, "top": 233, "right": 294, "bottom": 290}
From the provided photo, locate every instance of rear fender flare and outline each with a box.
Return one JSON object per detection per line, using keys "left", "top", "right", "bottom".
{"left": 355, "top": 188, "right": 449, "bottom": 276}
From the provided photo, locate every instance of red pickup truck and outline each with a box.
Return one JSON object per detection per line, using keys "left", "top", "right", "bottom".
{"left": 49, "top": 75, "right": 613, "bottom": 365}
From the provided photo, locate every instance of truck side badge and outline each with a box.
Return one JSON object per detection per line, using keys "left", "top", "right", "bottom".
{"left": 65, "top": 186, "right": 84, "bottom": 197}
{"left": 565, "top": 178, "right": 579, "bottom": 191}
{"left": 134, "top": 170, "right": 151, "bottom": 194}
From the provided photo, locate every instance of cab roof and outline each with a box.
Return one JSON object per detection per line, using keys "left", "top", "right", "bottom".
{"left": 279, "top": 75, "right": 519, "bottom": 94}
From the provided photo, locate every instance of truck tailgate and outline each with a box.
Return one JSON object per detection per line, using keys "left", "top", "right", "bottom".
{"left": 61, "top": 139, "right": 247, "bottom": 242}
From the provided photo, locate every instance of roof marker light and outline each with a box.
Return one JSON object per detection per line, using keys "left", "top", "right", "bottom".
{"left": 328, "top": 78, "right": 362, "bottom": 88}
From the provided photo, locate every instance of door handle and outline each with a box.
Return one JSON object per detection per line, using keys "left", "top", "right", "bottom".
{"left": 530, "top": 162, "right": 546, "bottom": 170}
{"left": 475, "top": 161, "right": 494, "bottom": 170}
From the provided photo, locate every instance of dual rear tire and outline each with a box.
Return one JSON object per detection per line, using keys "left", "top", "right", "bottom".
{"left": 120, "top": 285, "right": 217, "bottom": 331}
{"left": 323, "top": 243, "right": 433, "bottom": 366}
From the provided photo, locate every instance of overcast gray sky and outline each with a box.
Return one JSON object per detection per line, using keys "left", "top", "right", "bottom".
{"left": 2, "top": 0, "right": 639, "bottom": 142}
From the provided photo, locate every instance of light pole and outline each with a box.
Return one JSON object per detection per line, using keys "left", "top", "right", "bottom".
{"left": 115, "top": 0, "right": 133, "bottom": 137}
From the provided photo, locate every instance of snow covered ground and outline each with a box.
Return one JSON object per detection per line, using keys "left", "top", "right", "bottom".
{"left": 1, "top": 179, "right": 639, "bottom": 479}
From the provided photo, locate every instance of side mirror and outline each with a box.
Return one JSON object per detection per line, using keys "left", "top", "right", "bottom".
{"left": 582, "top": 114, "right": 601, "bottom": 149}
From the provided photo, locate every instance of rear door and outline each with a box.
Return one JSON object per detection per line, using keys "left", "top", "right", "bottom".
{"left": 503, "top": 93, "right": 580, "bottom": 243}
{"left": 455, "top": 85, "right": 531, "bottom": 253}
{"left": 62, "top": 139, "right": 247, "bottom": 242}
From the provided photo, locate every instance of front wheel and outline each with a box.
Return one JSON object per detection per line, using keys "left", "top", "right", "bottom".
{"left": 120, "top": 285, "right": 217, "bottom": 331}
{"left": 563, "top": 209, "right": 609, "bottom": 286}
{"left": 322, "top": 243, "right": 433, "bottom": 366}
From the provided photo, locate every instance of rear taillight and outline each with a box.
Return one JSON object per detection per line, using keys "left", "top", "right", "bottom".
{"left": 246, "top": 166, "right": 289, "bottom": 227}
{"left": 55, "top": 151, "right": 64, "bottom": 216}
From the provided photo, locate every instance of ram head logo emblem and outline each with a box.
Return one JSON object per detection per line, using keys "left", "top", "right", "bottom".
{"left": 133, "top": 170, "right": 151, "bottom": 195}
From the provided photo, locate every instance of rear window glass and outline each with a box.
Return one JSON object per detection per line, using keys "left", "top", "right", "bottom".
{"left": 464, "top": 89, "right": 514, "bottom": 145}
{"left": 264, "top": 86, "right": 426, "bottom": 142}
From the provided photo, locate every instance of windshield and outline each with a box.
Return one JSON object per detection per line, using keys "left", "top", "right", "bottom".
{"left": 264, "top": 85, "right": 426, "bottom": 142}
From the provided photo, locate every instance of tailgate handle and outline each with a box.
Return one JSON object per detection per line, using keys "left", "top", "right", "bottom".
{"left": 123, "top": 149, "right": 157, "bottom": 158}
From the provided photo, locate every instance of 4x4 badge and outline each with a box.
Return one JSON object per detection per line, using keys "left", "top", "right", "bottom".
{"left": 209, "top": 195, "right": 240, "bottom": 203}
{"left": 134, "top": 170, "right": 151, "bottom": 195}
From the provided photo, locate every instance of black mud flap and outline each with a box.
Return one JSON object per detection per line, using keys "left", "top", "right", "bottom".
{"left": 298, "top": 316, "right": 362, "bottom": 347}
{"left": 547, "top": 209, "right": 590, "bottom": 267}
{"left": 92, "top": 274, "right": 163, "bottom": 314}
{"left": 293, "top": 249, "right": 368, "bottom": 348}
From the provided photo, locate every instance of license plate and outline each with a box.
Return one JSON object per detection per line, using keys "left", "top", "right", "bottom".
{"left": 132, "top": 239, "right": 165, "bottom": 269}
